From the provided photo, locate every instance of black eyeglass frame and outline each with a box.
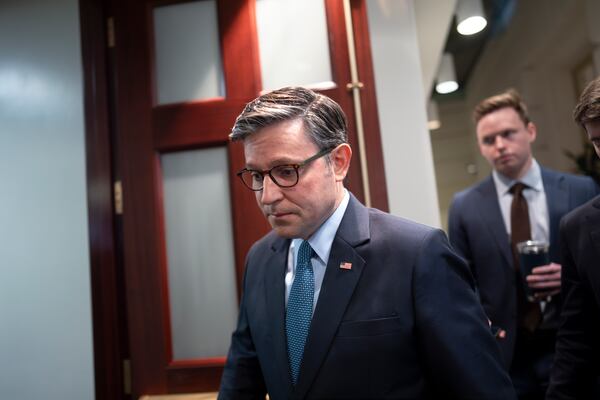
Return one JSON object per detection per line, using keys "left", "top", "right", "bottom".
{"left": 236, "top": 147, "right": 335, "bottom": 191}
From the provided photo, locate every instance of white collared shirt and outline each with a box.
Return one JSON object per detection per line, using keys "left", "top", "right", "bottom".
{"left": 492, "top": 159, "right": 549, "bottom": 243}
{"left": 285, "top": 189, "right": 350, "bottom": 311}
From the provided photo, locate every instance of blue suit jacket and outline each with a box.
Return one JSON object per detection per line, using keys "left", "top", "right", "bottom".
{"left": 547, "top": 195, "right": 600, "bottom": 399}
{"left": 448, "top": 167, "right": 599, "bottom": 367}
{"left": 219, "top": 194, "right": 515, "bottom": 399}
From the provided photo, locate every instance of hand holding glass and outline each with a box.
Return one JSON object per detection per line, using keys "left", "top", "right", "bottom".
{"left": 516, "top": 240, "right": 550, "bottom": 302}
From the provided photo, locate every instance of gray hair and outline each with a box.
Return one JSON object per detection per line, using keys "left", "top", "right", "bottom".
{"left": 230, "top": 86, "right": 348, "bottom": 150}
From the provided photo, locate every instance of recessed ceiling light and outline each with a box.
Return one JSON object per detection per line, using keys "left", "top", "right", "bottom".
{"left": 456, "top": 0, "right": 488, "bottom": 36}
{"left": 435, "top": 53, "right": 459, "bottom": 94}
{"left": 457, "top": 16, "right": 488, "bottom": 35}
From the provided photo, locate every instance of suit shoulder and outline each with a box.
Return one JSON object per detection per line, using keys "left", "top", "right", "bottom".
{"left": 562, "top": 195, "right": 600, "bottom": 228}
{"left": 250, "top": 229, "right": 279, "bottom": 249}
{"left": 563, "top": 172, "right": 596, "bottom": 188}
{"left": 246, "top": 230, "right": 284, "bottom": 260}
{"left": 450, "top": 177, "right": 492, "bottom": 208}
{"left": 368, "top": 207, "right": 443, "bottom": 243}
{"left": 543, "top": 167, "right": 598, "bottom": 188}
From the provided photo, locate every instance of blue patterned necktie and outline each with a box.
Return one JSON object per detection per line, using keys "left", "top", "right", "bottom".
{"left": 286, "top": 240, "right": 315, "bottom": 385}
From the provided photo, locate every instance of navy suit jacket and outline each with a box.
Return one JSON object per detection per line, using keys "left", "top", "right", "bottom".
{"left": 219, "top": 194, "right": 515, "bottom": 399}
{"left": 547, "top": 195, "right": 600, "bottom": 399}
{"left": 448, "top": 167, "right": 599, "bottom": 367}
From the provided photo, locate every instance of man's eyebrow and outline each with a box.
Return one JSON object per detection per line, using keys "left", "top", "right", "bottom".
{"left": 481, "top": 132, "right": 498, "bottom": 141}
{"left": 481, "top": 129, "right": 514, "bottom": 140}
{"left": 245, "top": 157, "right": 300, "bottom": 170}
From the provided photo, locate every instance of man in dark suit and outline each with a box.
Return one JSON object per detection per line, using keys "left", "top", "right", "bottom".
{"left": 547, "top": 76, "right": 600, "bottom": 399}
{"left": 448, "top": 89, "right": 599, "bottom": 399}
{"left": 218, "top": 87, "right": 515, "bottom": 399}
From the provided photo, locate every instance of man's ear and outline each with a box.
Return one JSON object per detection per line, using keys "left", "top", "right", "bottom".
{"left": 527, "top": 122, "right": 537, "bottom": 143}
{"left": 330, "top": 144, "right": 352, "bottom": 182}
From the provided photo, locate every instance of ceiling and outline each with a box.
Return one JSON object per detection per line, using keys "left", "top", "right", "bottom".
{"left": 442, "top": 0, "right": 516, "bottom": 95}
{"left": 415, "top": 0, "right": 516, "bottom": 99}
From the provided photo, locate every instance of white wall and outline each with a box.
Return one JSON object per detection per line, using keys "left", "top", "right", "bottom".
{"left": 0, "top": 0, "right": 95, "bottom": 398}
{"left": 413, "top": 0, "right": 457, "bottom": 96}
{"left": 367, "top": 0, "right": 441, "bottom": 227}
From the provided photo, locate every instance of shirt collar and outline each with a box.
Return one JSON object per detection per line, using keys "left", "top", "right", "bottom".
{"left": 292, "top": 189, "right": 350, "bottom": 265}
{"left": 492, "top": 159, "right": 543, "bottom": 195}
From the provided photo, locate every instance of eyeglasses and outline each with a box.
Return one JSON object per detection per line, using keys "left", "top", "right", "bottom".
{"left": 236, "top": 147, "right": 334, "bottom": 191}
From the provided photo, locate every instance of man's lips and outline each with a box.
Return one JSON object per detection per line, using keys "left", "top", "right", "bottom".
{"left": 267, "top": 211, "right": 293, "bottom": 218}
{"left": 496, "top": 154, "right": 513, "bottom": 163}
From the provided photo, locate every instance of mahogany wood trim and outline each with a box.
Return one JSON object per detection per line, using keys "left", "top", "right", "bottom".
{"left": 114, "top": 0, "right": 169, "bottom": 395}
{"left": 153, "top": 153, "right": 176, "bottom": 363}
{"left": 219, "top": 0, "right": 262, "bottom": 98}
{"left": 169, "top": 357, "right": 227, "bottom": 368}
{"left": 322, "top": 0, "right": 365, "bottom": 204}
{"left": 153, "top": 100, "right": 248, "bottom": 151}
{"left": 324, "top": 0, "right": 352, "bottom": 88}
{"left": 351, "top": 0, "right": 389, "bottom": 212}
{"left": 79, "top": 0, "right": 126, "bottom": 398}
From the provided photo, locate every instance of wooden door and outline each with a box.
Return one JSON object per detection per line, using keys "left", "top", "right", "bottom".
{"left": 109, "top": 0, "right": 386, "bottom": 397}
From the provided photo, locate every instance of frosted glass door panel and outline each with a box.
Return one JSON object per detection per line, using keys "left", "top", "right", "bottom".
{"left": 256, "top": 0, "right": 333, "bottom": 91}
{"left": 161, "top": 147, "right": 238, "bottom": 360}
{"left": 153, "top": 0, "right": 224, "bottom": 105}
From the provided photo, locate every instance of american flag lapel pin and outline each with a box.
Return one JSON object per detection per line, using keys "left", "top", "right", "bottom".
{"left": 339, "top": 262, "right": 352, "bottom": 270}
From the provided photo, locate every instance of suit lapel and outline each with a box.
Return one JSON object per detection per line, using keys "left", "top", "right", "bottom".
{"left": 541, "top": 169, "right": 568, "bottom": 259}
{"left": 293, "top": 194, "right": 369, "bottom": 398}
{"left": 264, "top": 236, "right": 294, "bottom": 392}
{"left": 476, "top": 177, "right": 512, "bottom": 268}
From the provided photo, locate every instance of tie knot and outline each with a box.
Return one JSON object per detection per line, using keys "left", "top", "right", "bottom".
{"left": 510, "top": 182, "right": 528, "bottom": 196}
{"left": 297, "top": 240, "right": 313, "bottom": 266}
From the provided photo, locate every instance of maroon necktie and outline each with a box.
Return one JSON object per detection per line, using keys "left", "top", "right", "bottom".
{"left": 509, "top": 182, "right": 542, "bottom": 331}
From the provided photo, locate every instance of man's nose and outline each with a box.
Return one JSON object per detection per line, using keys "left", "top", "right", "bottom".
{"left": 494, "top": 135, "right": 506, "bottom": 149}
{"left": 260, "top": 175, "right": 283, "bottom": 204}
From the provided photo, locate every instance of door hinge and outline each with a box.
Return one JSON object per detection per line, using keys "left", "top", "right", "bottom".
{"left": 107, "top": 17, "right": 115, "bottom": 48}
{"left": 123, "top": 358, "right": 132, "bottom": 395}
{"left": 346, "top": 81, "right": 364, "bottom": 91}
{"left": 114, "top": 180, "right": 123, "bottom": 215}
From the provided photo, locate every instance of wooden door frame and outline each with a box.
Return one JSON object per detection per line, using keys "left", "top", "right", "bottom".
{"left": 350, "top": 0, "right": 388, "bottom": 212}
{"left": 79, "top": 0, "right": 388, "bottom": 398}
{"left": 80, "top": 0, "right": 129, "bottom": 399}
